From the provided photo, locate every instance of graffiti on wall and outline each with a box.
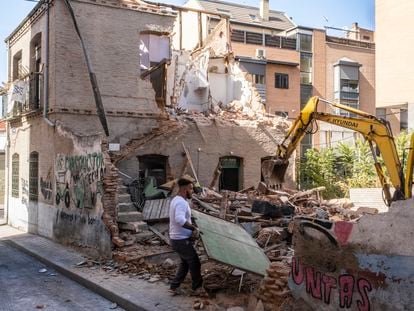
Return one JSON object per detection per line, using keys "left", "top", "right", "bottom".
{"left": 21, "top": 178, "right": 29, "bottom": 206}
{"left": 291, "top": 257, "right": 373, "bottom": 311}
{"left": 55, "top": 153, "right": 105, "bottom": 209}
{"left": 40, "top": 169, "right": 53, "bottom": 201}
{"left": 58, "top": 210, "right": 98, "bottom": 226}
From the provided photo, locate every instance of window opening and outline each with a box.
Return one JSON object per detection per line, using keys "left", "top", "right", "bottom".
{"left": 275, "top": 73, "right": 289, "bottom": 89}
{"left": 12, "top": 153, "right": 19, "bottom": 198}
{"left": 219, "top": 157, "right": 242, "bottom": 191}
{"left": 29, "top": 152, "right": 39, "bottom": 201}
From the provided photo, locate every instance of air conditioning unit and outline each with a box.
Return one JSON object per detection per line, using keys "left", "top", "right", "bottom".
{"left": 256, "top": 48, "right": 266, "bottom": 59}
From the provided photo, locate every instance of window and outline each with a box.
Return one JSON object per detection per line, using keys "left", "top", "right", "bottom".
{"left": 245, "top": 32, "right": 263, "bottom": 45}
{"left": 231, "top": 30, "right": 245, "bottom": 43}
{"left": 139, "top": 32, "right": 170, "bottom": 71}
{"left": 301, "top": 84, "right": 313, "bottom": 107}
{"left": 265, "top": 35, "right": 281, "bottom": 47}
{"left": 300, "top": 53, "right": 312, "bottom": 85}
{"left": 334, "top": 61, "right": 360, "bottom": 115}
{"left": 298, "top": 34, "right": 312, "bottom": 52}
{"left": 363, "top": 35, "right": 370, "bottom": 41}
{"left": 253, "top": 74, "right": 265, "bottom": 85}
{"left": 12, "top": 153, "right": 19, "bottom": 198}
{"left": 30, "top": 33, "right": 42, "bottom": 110}
{"left": 249, "top": 14, "right": 258, "bottom": 21}
{"left": 275, "top": 111, "right": 288, "bottom": 118}
{"left": 12, "top": 51, "right": 23, "bottom": 81}
{"left": 29, "top": 152, "right": 39, "bottom": 201}
{"left": 275, "top": 73, "right": 289, "bottom": 89}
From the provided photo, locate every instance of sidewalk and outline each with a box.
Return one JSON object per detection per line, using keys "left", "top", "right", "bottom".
{"left": 0, "top": 225, "right": 195, "bottom": 311}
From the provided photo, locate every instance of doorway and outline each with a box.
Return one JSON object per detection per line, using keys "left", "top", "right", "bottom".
{"left": 137, "top": 154, "right": 168, "bottom": 187}
{"left": 219, "top": 156, "right": 242, "bottom": 191}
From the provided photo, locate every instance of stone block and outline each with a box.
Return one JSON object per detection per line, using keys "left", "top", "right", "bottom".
{"left": 118, "top": 185, "right": 129, "bottom": 195}
{"left": 118, "top": 211, "right": 143, "bottom": 223}
{"left": 117, "top": 202, "right": 137, "bottom": 213}
{"left": 118, "top": 193, "right": 133, "bottom": 204}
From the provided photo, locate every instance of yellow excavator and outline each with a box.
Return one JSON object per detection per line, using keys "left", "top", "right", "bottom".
{"left": 262, "top": 96, "right": 414, "bottom": 206}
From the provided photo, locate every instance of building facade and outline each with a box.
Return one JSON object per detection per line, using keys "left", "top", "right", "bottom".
{"left": 376, "top": 0, "right": 414, "bottom": 134}
{"left": 185, "top": 0, "right": 376, "bottom": 153}
{"left": 2, "top": 0, "right": 290, "bottom": 255}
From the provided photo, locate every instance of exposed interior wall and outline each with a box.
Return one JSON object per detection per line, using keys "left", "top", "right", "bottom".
{"left": 168, "top": 18, "right": 266, "bottom": 115}
{"left": 116, "top": 115, "right": 294, "bottom": 190}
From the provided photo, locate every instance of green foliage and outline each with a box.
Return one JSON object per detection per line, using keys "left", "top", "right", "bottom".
{"left": 299, "top": 147, "right": 344, "bottom": 199}
{"left": 396, "top": 130, "right": 411, "bottom": 172}
{"left": 299, "top": 132, "right": 411, "bottom": 199}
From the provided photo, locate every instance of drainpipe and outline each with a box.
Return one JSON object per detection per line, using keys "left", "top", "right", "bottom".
{"left": 5, "top": 39, "right": 10, "bottom": 223}
{"left": 43, "top": 0, "right": 54, "bottom": 127}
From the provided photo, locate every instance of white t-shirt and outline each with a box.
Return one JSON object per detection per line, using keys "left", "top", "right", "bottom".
{"left": 169, "top": 195, "right": 192, "bottom": 240}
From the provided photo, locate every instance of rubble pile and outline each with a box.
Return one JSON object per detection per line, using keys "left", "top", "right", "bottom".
{"left": 112, "top": 170, "right": 368, "bottom": 310}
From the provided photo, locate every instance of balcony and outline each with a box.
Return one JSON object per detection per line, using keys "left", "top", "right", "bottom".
{"left": 231, "top": 30, "right": 297, "bottom": 50}
{"left": 5, "top": 74, "right": 42, "bottom": 120}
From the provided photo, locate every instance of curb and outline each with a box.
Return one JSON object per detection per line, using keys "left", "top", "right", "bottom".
{"left": 4, "top": 239, "right": 148, "bottom": 311}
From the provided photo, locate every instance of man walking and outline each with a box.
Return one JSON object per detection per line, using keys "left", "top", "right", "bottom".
{"left": 169, "top": 178, "right": 203, "bottom": 295}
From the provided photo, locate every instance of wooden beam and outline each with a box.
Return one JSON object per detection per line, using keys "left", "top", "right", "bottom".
{"left": 198, "top": 12, "right": 203, "bottom": 47}
{"left": 182, "top": 142, "right": 199, "bottom": 184}
{"left": 148, "top": 225, "right": 171, "bottom": 246}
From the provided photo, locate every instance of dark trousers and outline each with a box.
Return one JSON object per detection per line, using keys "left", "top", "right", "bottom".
{"left": 170, "top": 238, "right": 202, "bottom": 290}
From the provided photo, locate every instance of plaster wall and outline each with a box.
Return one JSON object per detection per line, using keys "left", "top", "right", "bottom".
{"left": 376, "top": 0, "right": 414, "bottom": 108}
{"left": 289, "top": 198, "right": 414, "bottom": 310}
{"left": 7, "top": 117, "right": 111, "bottom": 257}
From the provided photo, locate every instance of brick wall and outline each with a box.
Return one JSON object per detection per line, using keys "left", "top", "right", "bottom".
{"left": 52, "top": 0, "right": 175, "bottom": 114}
{"left": 265, "top": 63, "right": 300, "bottom": 118}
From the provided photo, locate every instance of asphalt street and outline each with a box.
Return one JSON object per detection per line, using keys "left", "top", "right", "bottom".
{"left": 0, "top": 241, "right": 124, "bottom": 311}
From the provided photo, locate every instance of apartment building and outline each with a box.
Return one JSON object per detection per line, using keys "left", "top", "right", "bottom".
{"left": 376, "top": 0, "right": 414, "bottom": 134}
{"left": 185, "top": 0, "right": 376, "bottom": 153}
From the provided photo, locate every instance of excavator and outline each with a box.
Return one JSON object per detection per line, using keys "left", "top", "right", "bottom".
{"left": 262, "top": 96, "right": 414, "bottom": 206}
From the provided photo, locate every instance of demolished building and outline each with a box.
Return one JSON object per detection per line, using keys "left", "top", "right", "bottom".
{"left": 3, "top": 0, "right": 292, "bottom": 256}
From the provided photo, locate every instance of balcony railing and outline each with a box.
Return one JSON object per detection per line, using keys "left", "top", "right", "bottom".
{"left": 231, "top": 30, "right": 297, "bottom": 50}
{"left": 326, "top": 36, "right": 375, "bottom": 49}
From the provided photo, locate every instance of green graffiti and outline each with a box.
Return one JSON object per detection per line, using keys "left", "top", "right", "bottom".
{"left": 55, "top": 152, "right": 105, "bottom": 209}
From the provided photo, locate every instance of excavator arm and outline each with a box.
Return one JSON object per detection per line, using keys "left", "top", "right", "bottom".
{"left": 263, "top": 96, "right": 412, "bottom": 205}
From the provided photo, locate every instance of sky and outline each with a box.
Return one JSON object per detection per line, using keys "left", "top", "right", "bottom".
{"left": 0, "top": 0, "right": 374, "bottom": 84}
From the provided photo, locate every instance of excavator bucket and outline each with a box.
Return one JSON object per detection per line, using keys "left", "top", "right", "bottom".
{"left": 261, "top": 157, "right": 289, "bottom": 188}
